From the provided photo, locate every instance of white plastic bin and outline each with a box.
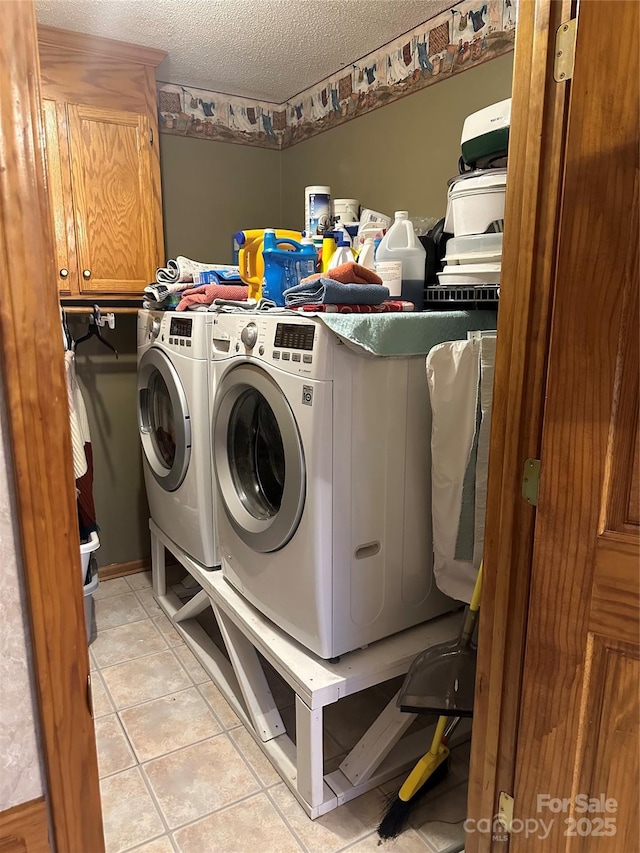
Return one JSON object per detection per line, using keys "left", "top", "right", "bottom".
{"left": 80, "top": 532, "right": 100, "bottom": 643}
{"left": 80, "top": 531, "right": 100, "bottom": 584}
{"left": 444, "top": 170, "right": 507, "bottom": 237}
{"left": 83, "top": 559, "right": 99, "bottom": 643}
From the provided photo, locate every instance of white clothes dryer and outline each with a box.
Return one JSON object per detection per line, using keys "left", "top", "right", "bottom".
{"left": 210, "top": 313, "right": 454, "bottom": 659}
{"left": 137, "top": 310, "right": 217, "bottom": 567}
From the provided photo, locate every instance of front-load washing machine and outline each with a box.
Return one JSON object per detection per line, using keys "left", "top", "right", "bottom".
{"left": 210, "top": 313, "right": 454, "bottom": 659}
{"left": 137, "top": 310, "right": 217, "bottom": 567}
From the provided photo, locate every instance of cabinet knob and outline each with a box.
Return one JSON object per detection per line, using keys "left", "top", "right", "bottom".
{"left": 82, "top": 269, "right": 91, "bottom": 279}
{"left": 59, "top": 268, "right": 69, "bottom": 279}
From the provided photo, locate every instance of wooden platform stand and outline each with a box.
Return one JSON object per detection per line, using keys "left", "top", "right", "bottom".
{"left": 150, "top": 519, "right": 465, "bottom": 818}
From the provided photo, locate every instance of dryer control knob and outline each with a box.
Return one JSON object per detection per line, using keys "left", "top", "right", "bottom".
{"left": 241, "top": 323, "right": 258, "bottom": 349}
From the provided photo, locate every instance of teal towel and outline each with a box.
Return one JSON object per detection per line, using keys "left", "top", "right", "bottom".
{"left": 317, "top": 310, "right": 498, "bottom": 357}
{"left": 284, "top": 279, "right": 389, "bottom": 306}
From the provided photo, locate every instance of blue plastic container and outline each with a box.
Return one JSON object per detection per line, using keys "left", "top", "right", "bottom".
{"left": 261, "top": 229, "right": 318, "bottom": 306}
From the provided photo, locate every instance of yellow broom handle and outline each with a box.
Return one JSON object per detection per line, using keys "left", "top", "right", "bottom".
{"left": 428, "top": 715, "right": 449, "bottom": 756}
{"left": 469, "top": 561, "right": 483, "bottom": 613}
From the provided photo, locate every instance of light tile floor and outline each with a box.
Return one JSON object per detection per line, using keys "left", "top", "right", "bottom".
{"left": 91, "top": 572, "right": 468, "bottom": 853}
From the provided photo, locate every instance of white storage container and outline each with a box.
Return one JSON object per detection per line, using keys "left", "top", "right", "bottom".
{"left": 437, "top": 265, "right": 501, "bottom": 286}
{"left": 80, "top": 533, "right": 100, "bottom": 643}
{"left": 83, "top": 561, "right": 99, "bottom": 643}
{"left": 444, "top": 233, "right": 503, "bottom": 265}
{"left": 333, "top": 198, "right": 360, "bottom": 223}
{"left": 444, "top": 169, "right": 507, "bottom": 237}
{"left": 80, "top": 531, "right": 100, "bottom": 584}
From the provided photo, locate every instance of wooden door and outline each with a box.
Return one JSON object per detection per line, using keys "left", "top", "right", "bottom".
{"left": 41, "top": 98, "right": 79, "bottom": 296}
{"left": 1, "top": 2, "right": 104, "bottom": 851}
{"left": 67, "top": 104, "right": 157, "bottom": 293}
{"left": 508, "top": 1, "right": 639, "bottom": 850}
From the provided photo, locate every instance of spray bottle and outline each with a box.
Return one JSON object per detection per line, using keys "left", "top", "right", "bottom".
{"left": 327, "top": 239, "right": 354, "bottom": 270}
{"left": 357, "top": 233, "right": 380, "bottom": 271}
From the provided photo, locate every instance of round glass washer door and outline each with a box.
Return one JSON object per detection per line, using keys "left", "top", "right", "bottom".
{"left": 213, "top": 364, "right": 305, "bottom": 553}
{"left": 137, "top": 347, "right": 191, "bottom": 492}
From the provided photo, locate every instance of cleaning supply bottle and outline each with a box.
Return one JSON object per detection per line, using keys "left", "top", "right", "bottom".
{"left": 321, "top": 232, "right": 337, "bottom": 273}
{"left": 327, "top": 239, "right": 354, "bottom": 271}
{"left": 375, "top": 211, "right": 426, "bottom": 309}
{"left": 261, "top": 229, "right": 318, "bottom": 306}
{"left": 235, "top": 228, "right": 304, "bottom": 298}
{"left": 357, "top": 234, "right": 377, "bottom": 271}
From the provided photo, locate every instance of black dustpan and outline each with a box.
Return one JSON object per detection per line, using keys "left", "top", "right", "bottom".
{"left": 397, "top": 565, "right": 482, "bottom": 718}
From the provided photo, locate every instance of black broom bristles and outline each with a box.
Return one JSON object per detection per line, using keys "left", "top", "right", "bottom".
{"left": 377, "top": 757, "right": 450, "bottom": 840}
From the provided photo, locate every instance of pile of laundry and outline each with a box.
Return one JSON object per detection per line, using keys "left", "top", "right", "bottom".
{"left": 284, "top": 262, "right": 414, "bottom": 313}
{"left": 144, "top": 257, "right": 415, "bottom": 314}
{"left": 143, "top": 256, "right": 248, "bottom": 311}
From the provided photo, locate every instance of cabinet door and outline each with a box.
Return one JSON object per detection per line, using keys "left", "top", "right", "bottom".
{"left": 66, "top": 104, "right": 158, "bottom": 293}
{"left": 42, "top": 98, "right": 79, "bottom": 296}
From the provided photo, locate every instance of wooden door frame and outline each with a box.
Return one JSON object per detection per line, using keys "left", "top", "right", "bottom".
{"left": 466, "top": 1, "right": 574, "bottom": 849}
{"left": 0, "top": 3, "right": 104, "bottom": 851}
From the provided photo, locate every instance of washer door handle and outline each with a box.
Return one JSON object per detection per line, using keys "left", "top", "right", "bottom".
{"left": 138, "top": 388, "right": 151, "bottom": 433}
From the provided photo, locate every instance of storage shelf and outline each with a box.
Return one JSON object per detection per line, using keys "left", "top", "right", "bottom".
{"left": 149, "top": 519, "right": 467, "bottom": 818}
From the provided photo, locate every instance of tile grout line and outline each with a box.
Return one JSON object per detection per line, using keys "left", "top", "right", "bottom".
{"left": 125, "top": 575, "right": 151, "bottom": 593}
{"left": 264, "top": 786, "right": 313, "bottom": 853}
{"left": 222, "top": 724, "right": 272, "bottom": 793}
{"left": 135, "top": 727, "right": 231, "bottom": 771}
{"left": 90, "top": 667, "right": 115, "bottom": 718}
{"left": 95, "top": 713, "right": 138, "bottom": 781}
{"left": 132, "top": 587, "right": 166, "bottom": 620}
{"left": 95, "top": 610, "right": 149, "bottom": 633}
{"left": 92, "top": 616, "right": 170, "bottom": 670}
{"left": 168, "top": 788, "right": 292, "bottom": 843}
{"left": 97, "top": 633, "right": 201, "bottom": 715}
{"left": 125, "top": 834, "right": 178, "bottom": 853}
{"left": 130, "top": 763, "right": 173, "bottom": 849}
{"left": 193, "top": 679, "right": 243, "bottom": 733}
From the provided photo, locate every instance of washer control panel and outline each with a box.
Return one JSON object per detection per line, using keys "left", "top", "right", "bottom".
{"left": 212, "top": 315, "right": 333, "bottom": 379}
{"left": 240, "top": 322, "right": 258, "bottom": 349}
{"left": 151, "top": 312, "right": 210, "bottom": 358}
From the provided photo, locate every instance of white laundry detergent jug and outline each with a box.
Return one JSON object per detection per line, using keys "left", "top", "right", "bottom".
{"left": 375, "top": 211, "right": 426, "bottom": 310}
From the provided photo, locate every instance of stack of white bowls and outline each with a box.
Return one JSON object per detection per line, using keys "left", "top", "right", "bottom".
{"left": 438, "top": 169, "right": 506, "bottom": 288}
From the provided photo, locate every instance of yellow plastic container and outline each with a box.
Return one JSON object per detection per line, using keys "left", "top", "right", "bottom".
{"left": 235, "top": 229, "right": 304, "bottom": 299}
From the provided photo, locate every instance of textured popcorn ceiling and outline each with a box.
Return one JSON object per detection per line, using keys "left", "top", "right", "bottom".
{"left": 36, "top": 0, "right": 454, "bottom": 102}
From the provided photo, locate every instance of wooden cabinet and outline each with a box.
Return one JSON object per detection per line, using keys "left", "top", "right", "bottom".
{"left": 38, "top": 26, "right": 166, "bottom": 299}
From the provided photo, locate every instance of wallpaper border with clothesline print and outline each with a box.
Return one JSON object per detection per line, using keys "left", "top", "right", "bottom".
{"left": 157, "top": 0, "right": 516, "bottom": 150}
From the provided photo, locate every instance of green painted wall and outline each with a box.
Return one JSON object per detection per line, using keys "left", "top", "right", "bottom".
{"left": 70, "top": 316, "right": 148, "bottom": 568}
{"left": 281, "top": 53, "right": 514, "bottom": 228}
{"left": 160, "top": 134, "right": 282, "bottom": 263}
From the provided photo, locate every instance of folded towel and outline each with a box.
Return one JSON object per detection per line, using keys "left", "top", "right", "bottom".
{"left": 284, "top": 279, "right": 389, "bottom": 306}
{"left": 147, "top": 263, "right": 241, "bottom": 302}
{"left": 156, "top": 257, "right": 237, "bottom": 285}
{"left": 293, "top": 300, "right": 414, "bottom": 314}
{"left": 142, "top": 293, "right": 181, "bottom": 311}
{"left": 210, "top": 297, "right": 279, "bottom": 313}
{"left": 301, "top": 261, "right": 382, "bottom": 286}
{"left": 177, "top": 284, "right": 248, "bottom": 311}
{"left": 145, "top": 281, "right": 194, "bottom": 302}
